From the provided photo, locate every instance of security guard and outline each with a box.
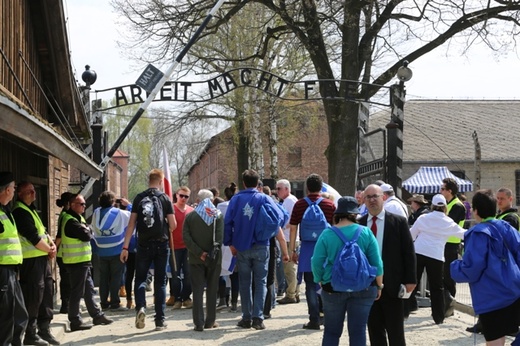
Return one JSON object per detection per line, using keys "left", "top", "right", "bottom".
{"left": 61, "top": 193, "right": 113, "bottom": 331}
{"left": 12, "top": 182, "right": 58, "bottom": 345}
{"left": 440, "top": 177, "right": 466, "bottom": 317}
{"left": 0, "top": 172, "right": 28, "bottom": 346}
{"left": 496, "top": 188, "right": 520, "bottom": 230}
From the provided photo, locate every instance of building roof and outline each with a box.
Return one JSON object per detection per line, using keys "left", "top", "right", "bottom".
{"left": 369, "top": 99, "right": 520, "bottom": 162}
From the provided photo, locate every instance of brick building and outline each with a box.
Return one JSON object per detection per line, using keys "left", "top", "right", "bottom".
{"left": 187, "top": 110, "right": 330, "bottom": 199}
{"left": 188, "top": 99, "right": 520, "bottom": 204}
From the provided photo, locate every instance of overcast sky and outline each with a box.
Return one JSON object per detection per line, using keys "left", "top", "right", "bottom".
{"left": 65, "top": 0, "right": 520, "bottom": 101}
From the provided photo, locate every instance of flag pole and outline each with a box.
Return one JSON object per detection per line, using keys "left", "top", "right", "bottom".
{"left": 80, "top": 0, "right": 227, "bottom": 196}
{"left": 163, "top": 147, "right": 178, "bottom": 272}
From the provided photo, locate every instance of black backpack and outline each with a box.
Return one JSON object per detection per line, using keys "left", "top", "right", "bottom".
{"left": 136, "top": 189, "right": 165, "bottom": 238}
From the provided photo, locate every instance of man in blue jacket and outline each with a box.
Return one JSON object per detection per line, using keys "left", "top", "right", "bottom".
{"left": 224, "top": 169, "right": 282, "bottom": 331}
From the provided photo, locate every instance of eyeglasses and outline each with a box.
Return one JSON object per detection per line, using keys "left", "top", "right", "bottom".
{"left": 178, "top": 194, "right": 190, "bottom": 199}
{"left": 24, "top": 190, "right": 35, "bottom": 195}
{"left": 276, "top": 187, "right": 284, "bottom": 190}
{"left": 74, "top": 202, "right": 87, "bottom": 207}
{"left": 364, "top": 194, "right": 382, "bottom": 200}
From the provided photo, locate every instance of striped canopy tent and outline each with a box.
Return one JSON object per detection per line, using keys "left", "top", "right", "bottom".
{"left": 402, "top": 166, "right": 473, "bottom": 194}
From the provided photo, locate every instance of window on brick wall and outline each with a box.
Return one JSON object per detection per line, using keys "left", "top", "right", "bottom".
{"left": 288, "top": 147, "right": 302, "bottom": 167}
{"left": 515, "top": 170, "right": 520, "bottom": 205}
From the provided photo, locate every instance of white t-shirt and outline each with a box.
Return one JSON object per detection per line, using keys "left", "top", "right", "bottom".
{"left": 282, "top": 194, "right": 298, "bottom": 240}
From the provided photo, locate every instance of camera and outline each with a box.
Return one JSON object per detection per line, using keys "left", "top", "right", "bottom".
{"left": 207, "top": 244, "right": 221, "bottom": 261}
{"left": 115, "top": 198, "right": 122, "bottom": 204}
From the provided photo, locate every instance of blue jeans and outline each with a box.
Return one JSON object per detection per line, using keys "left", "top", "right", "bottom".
{"left": 99, "top": 255, "right": 125, "bottom": 308}
{"left": 134, "top": 241, "right": 169, "bottom": 325}
{"left": 237, "top": 244, "right": 269, "bottom": 320}
{"left": 170, "top": 248, "right": 191, "bottom": 301}
{"left": 303, "top": 272, "right": 320, "bottom": 323}
{"left": 321, "top": 286, "right": 377, "bottom": 346}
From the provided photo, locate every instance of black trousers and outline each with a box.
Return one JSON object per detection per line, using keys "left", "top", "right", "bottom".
{"left": 56, "top": 257, "right": 70, "bottom": 305}
{"left": 66, "top": 265, "right": 102, "bottom": 327}
{"left": 443, "top": 243, "right": 460, "bottom": 297}
{"left": 18, "top": 256, "right": 54, "bottom": 331}
{"left": 0, "top": 266, "right": 28, "bottom": 346}
{"left": 411, "top": 254, "right": 445, "bottom": 324}
{"left": 263, "top": 239, "right": 276, "bottom": 316}
{"left": 368, "top": 296, "right": 406, "bottom": 346}
{"left": 124, "top": 252, "right": 136, "bottom": 302}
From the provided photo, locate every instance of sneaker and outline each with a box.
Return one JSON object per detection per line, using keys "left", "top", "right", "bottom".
{"left": 155, "top": 322, "right": 167, "bottom": 331}
{"left": 252, "top": 318, "right": 265, "bottom": 330}
{"left": 237, "top": 319, "right": 252, "bottom": 328}
{"left": 135, "top": 307, "right": 146, "bottom": 329}
{"left": 172, "top": 301, "right": 182, "bottom": 310}
{"left": 194, "top": 325, "right": 204, "bottom": 332}
{"left": 295, "top": 294, "right": 300, "bottom": 303}
{"left": 277, "top": 296, "right": 297, "bottom": 304}
{"left": 230, "top": 303, "right": 238, "bottom": 312}
{"left": 216, "top": 301, "right": 227, "bottom": 311}
{"left": 166, "top": 296, "right": 175, "bottom": 306}
{"left": 182, "top": 299, "right": 193, "bottom": 309}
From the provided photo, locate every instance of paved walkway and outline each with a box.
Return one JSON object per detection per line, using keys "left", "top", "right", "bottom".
{"left": 50, "top": 289, "right": 515, "bottom": 345}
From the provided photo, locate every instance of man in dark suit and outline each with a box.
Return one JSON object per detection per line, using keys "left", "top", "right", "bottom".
{"left": 359, "top": 184, "right": 417, "bottom": 346}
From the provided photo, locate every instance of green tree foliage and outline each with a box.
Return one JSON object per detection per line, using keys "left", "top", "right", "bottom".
{"left": 112, "top": 0, "right": 520, "bottom": 194}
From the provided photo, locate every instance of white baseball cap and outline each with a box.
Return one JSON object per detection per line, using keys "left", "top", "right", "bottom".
{"left": 432, "top": 194, "right": 447, "bottom": 206}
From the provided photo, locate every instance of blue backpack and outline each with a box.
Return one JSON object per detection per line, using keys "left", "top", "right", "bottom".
{"left": 300, "top": 197, "right": 330, "bottom": 241}
{"left": 329, "top": 226, "right": 377, "bottom": 292}
{"left": 254, "top": 198, "right": 285, "bottom": 241}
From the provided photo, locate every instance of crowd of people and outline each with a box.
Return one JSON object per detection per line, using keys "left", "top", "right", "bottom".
{"left": 2, "top": 168, "right": 520, "bottom": 346}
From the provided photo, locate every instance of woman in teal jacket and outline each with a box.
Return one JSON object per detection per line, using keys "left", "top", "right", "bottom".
{"left": 312, "top": 196, "right": 383, "bottom": 346}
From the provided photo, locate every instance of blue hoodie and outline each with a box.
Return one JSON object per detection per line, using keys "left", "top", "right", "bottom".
{"left": 451, "top": 218, "right": 520, "bottom": 314}
{"left": 224, "top": 188, "right": 272, "bottom": 252}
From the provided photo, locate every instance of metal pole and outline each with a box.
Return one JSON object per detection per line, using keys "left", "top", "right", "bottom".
{"left": 80, "top": 0, "right": 227, "bottom": 195}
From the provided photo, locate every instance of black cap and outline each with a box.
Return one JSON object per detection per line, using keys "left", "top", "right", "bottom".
{"left": 0, "top": 172, "right": 14, "bottom": 186}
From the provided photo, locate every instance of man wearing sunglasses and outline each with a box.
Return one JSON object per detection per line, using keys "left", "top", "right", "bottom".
{"left": 12, "top": 182, "right": 58, "bottom": 345}
{"left": 61, "top": 194, "right": 113, "bottom": 332}
{"left": 168, "top": 187, "right": 194, "bottom": 310}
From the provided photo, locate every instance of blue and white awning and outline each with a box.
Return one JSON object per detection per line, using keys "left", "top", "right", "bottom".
{"left": 402, "top": 166, "right": 473, "bottom": 194}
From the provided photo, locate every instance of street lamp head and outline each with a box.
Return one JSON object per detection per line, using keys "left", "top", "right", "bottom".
{"left": 82, "top": 65, "right": 97, "bottom": 86}
{"left": 397, "top": 60, "right": 413, "bottom": 82}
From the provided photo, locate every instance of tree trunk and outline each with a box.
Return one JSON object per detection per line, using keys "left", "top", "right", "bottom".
{"left": 325, "top": 99, "right": 359, "bottom": 196}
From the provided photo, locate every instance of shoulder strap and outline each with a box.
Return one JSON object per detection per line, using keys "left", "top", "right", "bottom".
{"left": 304, "top": 196, "right": 324, "bottom": 206}
{"left": 331, "top": 226, "right": 348, "bottom": 244}
{"left": 331, "top": 225, "right": 363, "bottom": 245}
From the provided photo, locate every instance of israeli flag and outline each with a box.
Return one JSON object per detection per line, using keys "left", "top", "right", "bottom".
{"left": 321, "top": 182, "right": 342, "bottom": 207}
